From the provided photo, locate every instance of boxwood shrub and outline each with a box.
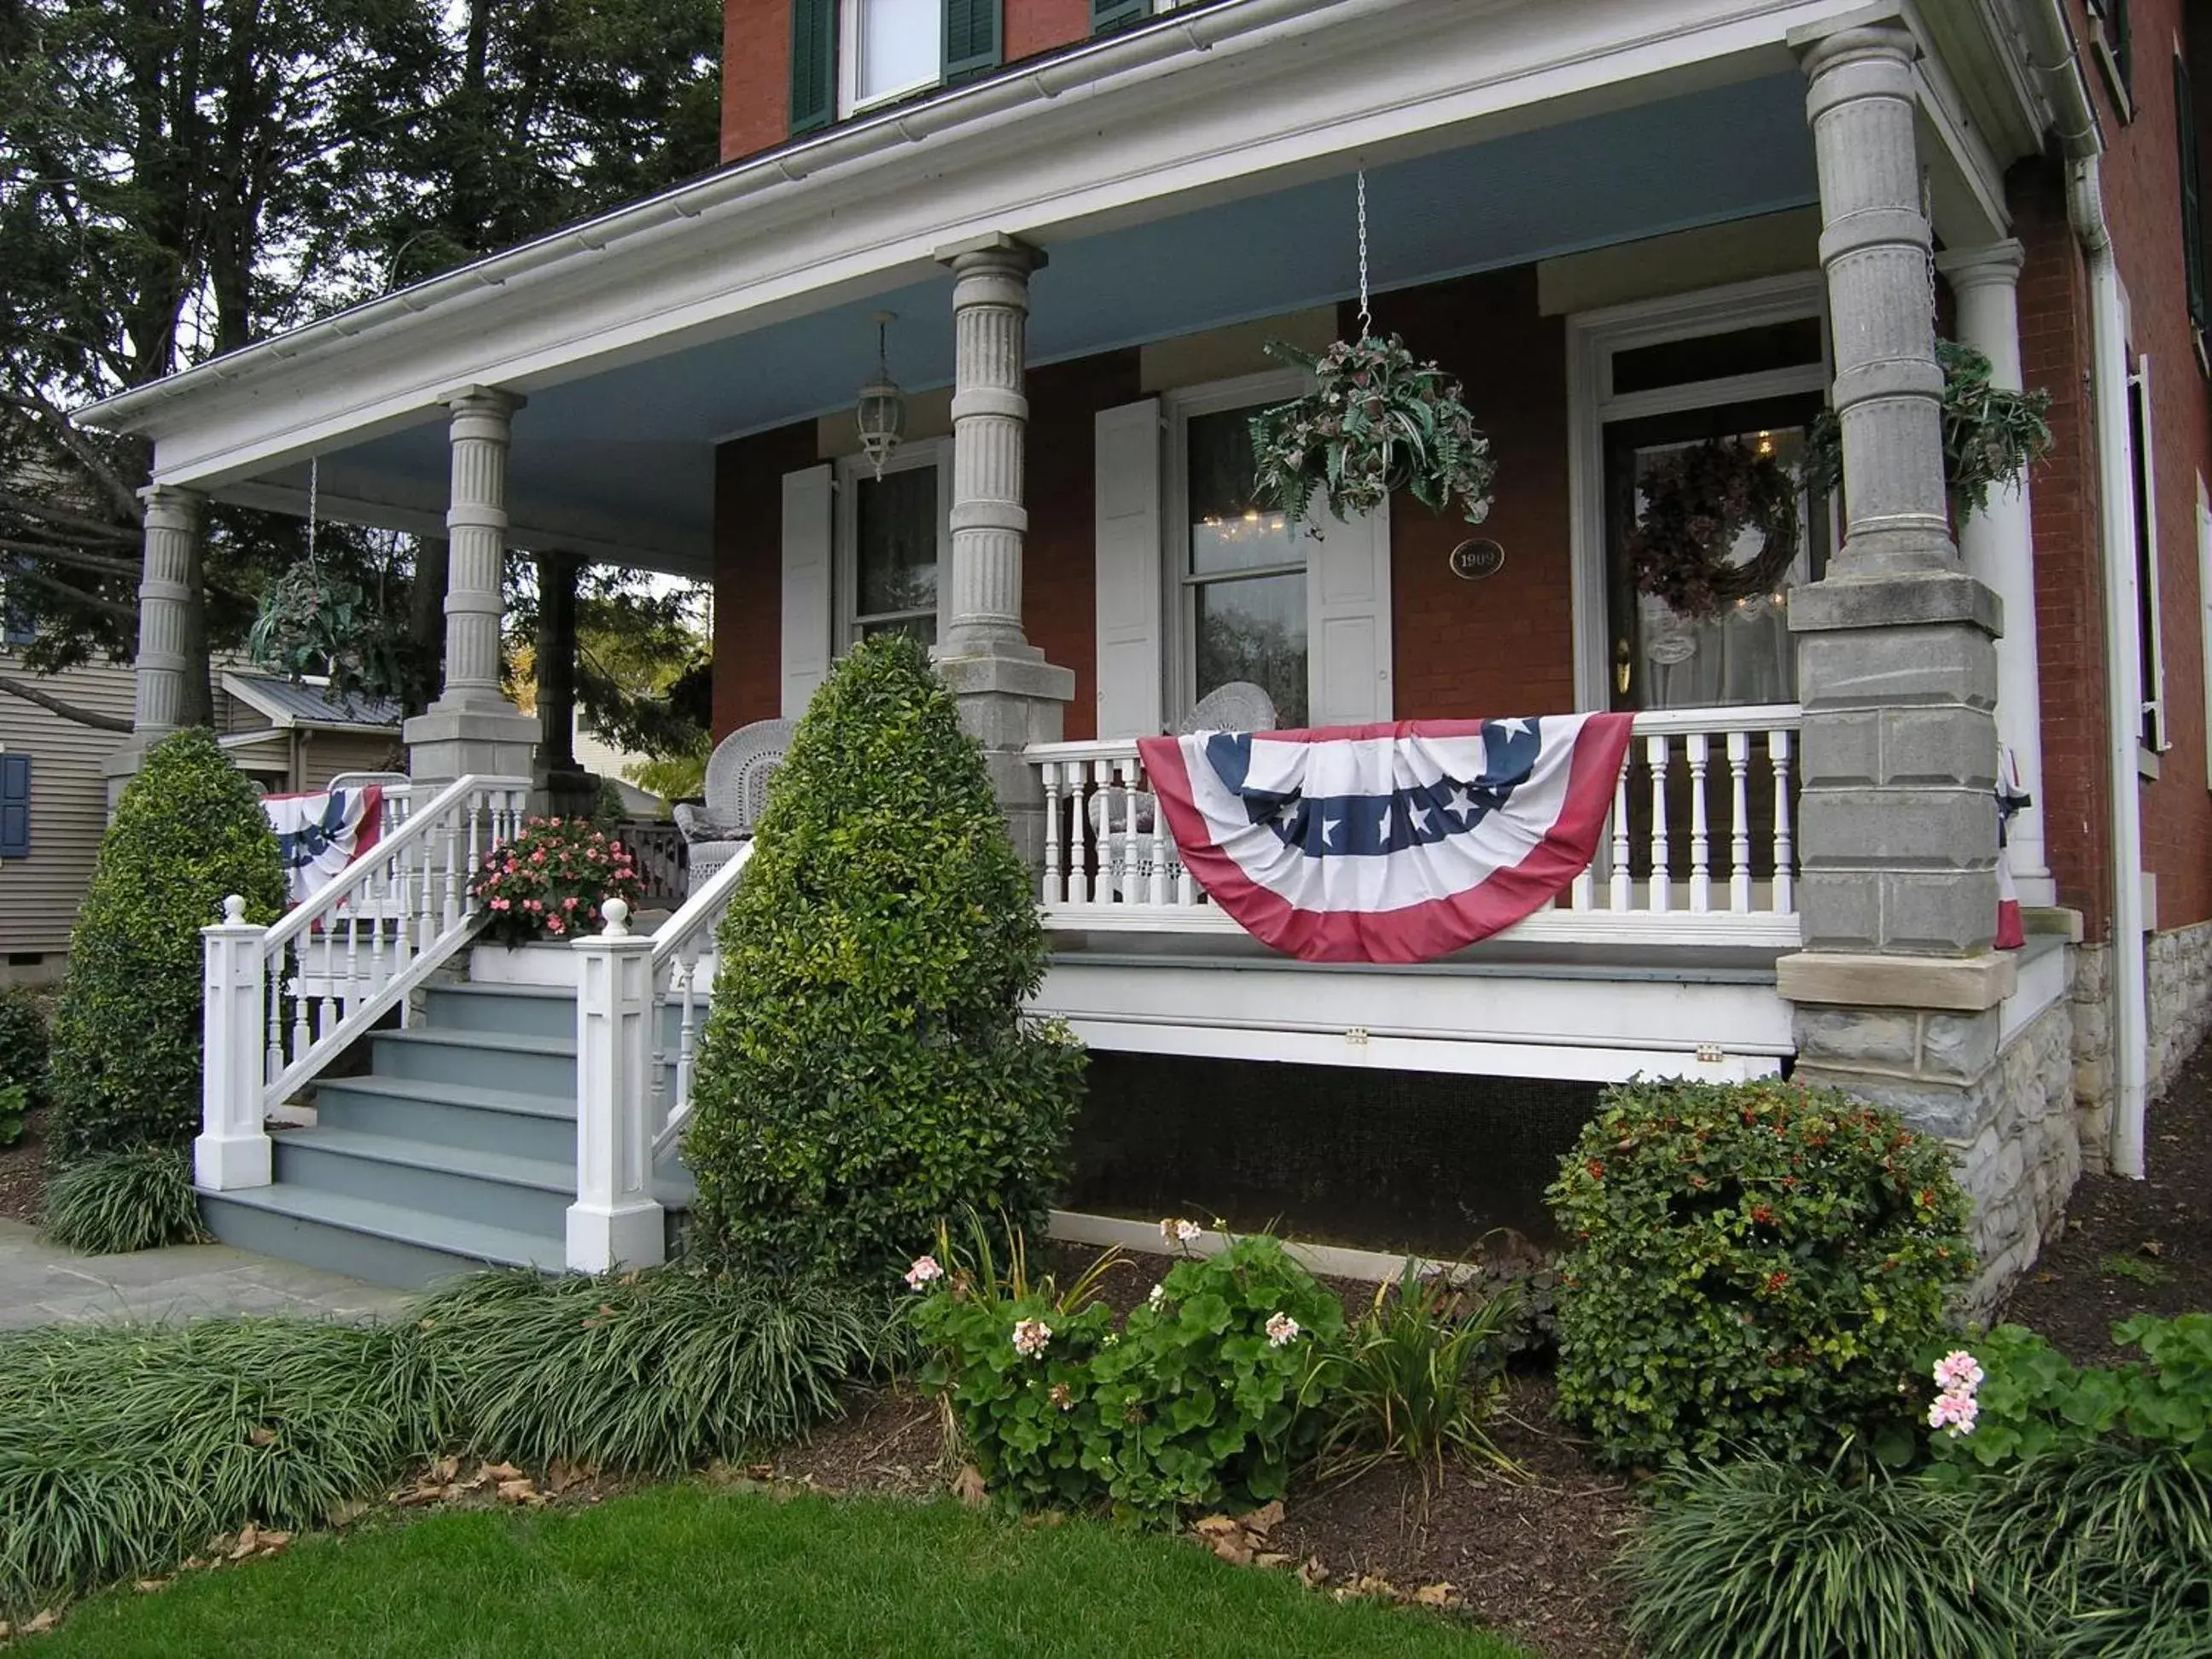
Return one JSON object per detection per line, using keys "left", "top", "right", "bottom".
{"left": 683, "top": 634, "right": 1086, "bottom": 1281}
{"left": 1550, "top": 1077, "right": 1970, "bottom": 1466}
{"left": 0, "top": 987, "right": 48, "bottom": 1121}
{"left": 48, "top": 728, "right": 287, "bottom": 1161}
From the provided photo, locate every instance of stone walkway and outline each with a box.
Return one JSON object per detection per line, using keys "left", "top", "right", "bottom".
{"left": 0, "top": 1219, "right": 410, "bottom": 1330}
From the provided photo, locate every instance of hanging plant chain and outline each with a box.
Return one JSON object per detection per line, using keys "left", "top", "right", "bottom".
{"left": 1356, "top": 168, "right": 1371, "bottom": 340}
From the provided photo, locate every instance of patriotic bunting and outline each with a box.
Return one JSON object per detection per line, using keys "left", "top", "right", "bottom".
{"left": 1138, "top": 714, "right": 1636, "bottom": 964}
{"left": 263, "top": 785, "right": 384, "bottom": 907}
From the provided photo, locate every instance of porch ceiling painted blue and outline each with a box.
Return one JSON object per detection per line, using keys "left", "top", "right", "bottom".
{"left": 297, "top": 73, "right": 1816, "bottom": 558}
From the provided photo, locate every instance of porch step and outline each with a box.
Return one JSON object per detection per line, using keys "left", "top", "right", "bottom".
{"left": 370, "top": 1027, "right": 578, "bottom": 1097}
{"left": 199, "top": 1184, "right": 561, "bottom": 1290}
{"left": 313, "top": 1076, "right": 576, "bottom": 1165}
{"left": 271, "top": 1125, "right": 574, "bottom": 1238}
{"left": 419, "top": 981, "right": 580, "bottom": 1040}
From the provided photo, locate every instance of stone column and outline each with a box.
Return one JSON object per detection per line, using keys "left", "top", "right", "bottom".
{"left": 1938, "top": 242, "right": 2054, "bottom": 908}
{"left": 403, "top": 387, "right": 539, "bottom": 785}
{"left": 534, "top": 549, "right": 598, "bottom": 818}
{"left": 102, "top": 482, "right": 207, "bottom": 806}
{"left": 1779, "top": 20, "right": 2045, "bottom": 1307}
{"left": 934, "top": 234, "right": 1074, "bottom": 864}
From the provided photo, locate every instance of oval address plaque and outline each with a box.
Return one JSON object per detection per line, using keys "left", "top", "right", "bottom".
{"left": 1448, "top": 538, "right": 1506, "bottom": 581}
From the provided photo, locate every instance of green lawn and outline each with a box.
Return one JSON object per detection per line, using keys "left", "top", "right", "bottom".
{"left": 22, "top": 1486, "right": 1530, "bottom": 1658}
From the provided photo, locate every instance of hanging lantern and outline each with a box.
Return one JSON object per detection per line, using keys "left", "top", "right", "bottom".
{"left": 855, "top": 311, "right": 905, "bottom": 479}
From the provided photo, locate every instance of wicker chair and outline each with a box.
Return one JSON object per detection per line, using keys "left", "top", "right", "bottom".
{"left": 673, "top": 718, "right": 795, "bottom": 894}
{"left": 1087, "top": 682, "right": 1279, "bottom": 889}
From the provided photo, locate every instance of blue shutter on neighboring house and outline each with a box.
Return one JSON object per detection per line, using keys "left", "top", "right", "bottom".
{"left": 790, "top": 0, "right": 837, "bottom": 135}
{"left": 943, "top": 0, "right": 1001, "bottom": 83}
{"left": 0, "top": 754, "right": 28, "bottom": 859}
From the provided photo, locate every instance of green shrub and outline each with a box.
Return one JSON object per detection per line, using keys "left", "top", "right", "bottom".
{"left": 1314, "top": 1264, "right": 1518, "bottom": 1489}
{"left": 0, "top": 986, "right": 49, "bottom": 1132}
{"left": 684, "top": 634, "right": 1086, "bottom": 1281}
{"left": 48, "top": 729, "right": 286, "bottom": 1159}
{"left": 1550, "top": 1077, "right": 1971, "bottom": 1467}
{"left": 407, "top": 1265, "right": 895, "bottom": 1471}
{"left": 0, "top": 1084, "right": 23, "bottom": 1150}
{"left": 913, "top": 1223, "right": 1344, "bottom": 1519}
{"left": 1620, "top": 1458, "right": 2034, "bottom": 1659}
{"left": 42, "top": 1146, "right": 205, "bottom": 1254}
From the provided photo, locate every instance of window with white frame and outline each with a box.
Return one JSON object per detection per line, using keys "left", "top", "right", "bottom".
{"left": 2197, "top": 476, "right": 2212, "bottom": 788}
{"left": 837, "top": 444, "right": 948, "bottom": 649}
{"left": 2129, "top": 352, "right": 2168, "bottom": 753}
{"left": 842, "top": 0, "right": 940, "bottom": 112}
{"left": 1167, "top": 374, "right": 1311, "bottom": 728}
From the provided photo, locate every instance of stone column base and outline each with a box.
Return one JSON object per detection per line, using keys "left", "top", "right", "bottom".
{"left": 937, "top": 649, "right": 1075, "bottom": 869}
{"left": 537, "top": 764, "right": 601, "bottom": 821}
{"left": 404, "top": 704, "right": 539, "bottom": 789}
{"left": 100, "top": 738, "right": 158, "bottom": 814}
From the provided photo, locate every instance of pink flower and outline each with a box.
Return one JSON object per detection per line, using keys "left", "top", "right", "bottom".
{"left": 1161, "top": 1217, "right": 1202, "bottom": 1246}
{"left": 903, "top": 1254, "right": 943, "bottom": 1291}
{"left": 1011, "top": 1318, "right": 1052, "bottom": 1359}
{"left": 547, "top": 916, "right": 565, "bottom": 934}
{"left": 1932, "top": 1351, "right": 1985, "bottom": 1394}
{"left": 1265, "top": 1312, "right": 1301, "bottom": 1348}
{"left": 562, "top": 896, "right": 579, "bottom": 910}
{"left": 1928, "top": 1389, "right": 1979, "bottom": 1436}
{"left": 524, "top": 899, "right": 542, "bottom": 911}
{"left": 490, "top": 898, "right": 509, "bottom": 911}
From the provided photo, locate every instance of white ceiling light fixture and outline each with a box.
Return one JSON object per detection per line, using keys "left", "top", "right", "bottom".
{"left": 855, "top": 311, "right": 906, "bottom": 479}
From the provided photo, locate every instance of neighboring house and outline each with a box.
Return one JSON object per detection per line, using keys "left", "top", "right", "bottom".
{"left": 0, "top": 653, "right": 400, "bottom": 984}
{"left": 68, "top": 0, "right": 2212, "bottom": 1293}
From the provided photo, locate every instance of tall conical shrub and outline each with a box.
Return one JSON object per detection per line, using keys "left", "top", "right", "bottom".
{"left": 49, "top": 728, "right": 287, "bottom": 1159}
{"left": 684, "top": 634, "right": 1086, "bottom": 1281}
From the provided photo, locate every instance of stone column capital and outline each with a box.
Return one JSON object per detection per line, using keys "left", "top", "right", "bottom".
{"left": 441, "top": 383, "right": 527, "bottom": 419}
{"left": 1936, "top": 241, "right": 2027, "bottom": 292}
{"left": 935, "top": 231, "right": 1048, "bottom": 280}
{"left": 1792, "top": 15, "right": 1915, "bottom": 76}
{"left": 137, "top": 480, "right": 206, "bottom": 519}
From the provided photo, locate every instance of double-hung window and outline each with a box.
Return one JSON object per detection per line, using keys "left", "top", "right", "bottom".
{"left": 791, "top": 0, "right": 1003, "bottom": 132}
{"left": 837, "top": 444, "right": 949, "bottom": 649}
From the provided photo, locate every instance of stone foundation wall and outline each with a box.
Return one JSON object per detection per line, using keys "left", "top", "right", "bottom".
{"left": 1954, "top": 998, "right": 2078, "bottom": 1310}
{"left": 2149, "top": 919, "right": 2212, "bottom": 1101}
{"left": 1794, "top": 981, "right": 2080, "bottom": 1315}
{"left": 2072, "top": 941, "right": 2112, "bottom": 1174}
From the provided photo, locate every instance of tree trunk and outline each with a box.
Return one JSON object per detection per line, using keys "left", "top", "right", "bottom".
{"left": 405, "top": 533, "right": 449, "bottom": 717}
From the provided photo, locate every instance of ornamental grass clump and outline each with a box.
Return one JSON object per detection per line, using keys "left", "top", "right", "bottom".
{"left": 42, "top": 1145, "right": 203, "bottom": 1254}
{"left": 48, "top": 728, "right": 286, "bottom": 1163}
{"left": 467, "top": 817, "right": 643, "bottom": 945}
{"left": 1550, "top": 1077, "right": 1971, "bottom": 1467}
{"left": 1619, "top": 1457, "right": 2034, "bottom": 1659}
{"left": 683, "top": 633, "right": 1086, "bottom": 1282}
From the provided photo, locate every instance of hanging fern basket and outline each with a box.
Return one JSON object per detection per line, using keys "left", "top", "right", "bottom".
{"left": 247, "top": 562, "right": 412, "bottom": 706}
{"left": 1248, "top": 334, "right": 1496, "bottom": 527}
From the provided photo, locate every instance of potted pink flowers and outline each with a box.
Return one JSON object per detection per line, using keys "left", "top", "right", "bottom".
{"left": 468, "top": 817, "right": 644, "bottom": 946}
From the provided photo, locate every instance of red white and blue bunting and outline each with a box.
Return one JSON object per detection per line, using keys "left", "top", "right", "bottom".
{"left": 1138, "top": 715, "right": 1635, "bottom": 964}
{"left": 263, "top": 785, "right": 384, "bottom": 907}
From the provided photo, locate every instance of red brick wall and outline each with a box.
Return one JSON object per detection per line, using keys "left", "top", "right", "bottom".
{"left": 1363, "top": 269, "right": 1576, "bottom": 719}
{"left": 721, "top": 0, "right": 1097, "bottom": 165}
{"left": 2015, "top": 156, "right": 2114, "bottom": 935}
{"left": 721, "top": 0, "right": 790, "bottom": 166}
{"left": 711, "top": 419, "right": 818, "bottom": 737}
{"left": 1024, "top": 350, "right": 1144, "bottom": 742}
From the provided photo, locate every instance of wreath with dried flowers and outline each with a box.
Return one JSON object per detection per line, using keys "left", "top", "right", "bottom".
{"left": 1624, "top": 439, "right": 1801, "bottom": 621}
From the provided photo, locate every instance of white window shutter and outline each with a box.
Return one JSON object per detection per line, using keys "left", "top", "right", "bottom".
{"left": 780, "top": 463, "right": 834, "bottom": 719}
{"left": 1094, "top": 399, "right": 1164, "bottom": 737}
{"left": 1307, "top": 496, "right": 1394, "bottom": 724}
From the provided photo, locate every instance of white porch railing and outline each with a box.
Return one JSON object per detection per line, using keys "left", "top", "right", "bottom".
{"left": 195, "top": 774, "right": 532, "bottom": 1190}
{"left": 1024, "top": 705, "right": 1802, "bottom": 947}
{"left": 646, "top": 841, "right": 754, "bottom": 1161}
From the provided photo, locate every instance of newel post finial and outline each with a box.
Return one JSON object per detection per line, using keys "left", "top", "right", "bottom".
{"left": 600, "top": 897, "right": 631, "bottom": 937}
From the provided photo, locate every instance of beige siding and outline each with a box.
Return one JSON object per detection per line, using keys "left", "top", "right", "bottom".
{"left": 0, "top": 653, "right": 137, "bottom": 965}
{"left": 302, "top": 731, "right": 405, "bottom": 789}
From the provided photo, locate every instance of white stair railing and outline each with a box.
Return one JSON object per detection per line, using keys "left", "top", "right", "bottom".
{"left": 644, "top": 840, "right": 755, "bottom": 1161}
{"left": 195, "top": 774, "right": 532, "bottom": 1191}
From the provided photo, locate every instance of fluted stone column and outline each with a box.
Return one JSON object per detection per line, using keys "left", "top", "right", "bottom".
{"left": 934, "top": 234, "right": 1074, "bottom": 864}
{"left": 403, "top": 387, "right": 538, "bottom": 785}
{"left": 102, "top": 482, "right": 207, "bottom": 806}
{"left": 1780, "top": 18, "right": 2046, "bottom": 1307}
{"left": 1939, "top": 241, "right": 2054, "bottom": 907}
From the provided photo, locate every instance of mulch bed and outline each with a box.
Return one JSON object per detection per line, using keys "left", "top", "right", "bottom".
{"left": 0, "top": 1106, "right": 47, "bottom": 1226}
{"left": 2000, "top": 1038, "right": 2212, "bottom": 1363}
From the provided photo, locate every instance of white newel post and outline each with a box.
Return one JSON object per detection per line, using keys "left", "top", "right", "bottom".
{"left": 195, "top": 895, "right": 271, "bottom": 1190}
{"left": 568, "top": 899, "right": 665, "bottom": 1272}
{"left": 1939, "top": 240, "right": 2053, "bottom": 906}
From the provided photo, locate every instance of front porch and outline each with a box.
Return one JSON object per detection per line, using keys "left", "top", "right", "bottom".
{"left": 80, "top": 1, "right": 2075, "bottom": 1293}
